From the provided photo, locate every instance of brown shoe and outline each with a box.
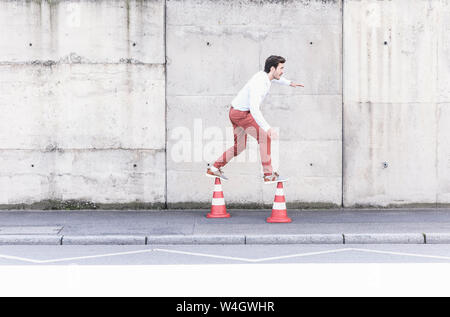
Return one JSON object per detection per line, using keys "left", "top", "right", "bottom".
{"left": 263, "top": 172, "right": 288, "bottom": 184}
{"left": 206, "top": 164, "right": 229, "bottom": 181}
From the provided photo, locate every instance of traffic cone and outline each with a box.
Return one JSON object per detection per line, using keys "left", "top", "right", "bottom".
{"left": 267, "top": 181, "right": 292, "bottom": 223}
{"left": 206, "top": 177, "right": 230, "bottom": 218}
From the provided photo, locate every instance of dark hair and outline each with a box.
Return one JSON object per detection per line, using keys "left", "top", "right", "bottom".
{"left": 264, "top": 55, "right": 286, "bottom": 73}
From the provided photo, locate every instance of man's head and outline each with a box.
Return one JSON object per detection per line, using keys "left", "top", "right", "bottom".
{"left": 264, "top": 55, "right": 286, "bottom": 80}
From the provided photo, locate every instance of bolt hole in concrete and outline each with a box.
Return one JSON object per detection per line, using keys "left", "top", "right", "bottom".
{"left": 384, "top": 41, "right": 388, "bottom": 45}
{"left": 29, "top": 43, "right": 32, "bottom": 46}
{"left": 310, "top": 42, "right": 313, "bottom": 45}
{"left": 133, "top": 42, "right": 136, "bottom": 47}
{"left": 310, "top": 163, "right": 313, "bottom": 166}
{"left": 133, "top": 164, "right": 137, "bottom": 168}
{"left": 383, "top": 162, "right": 388, "bottom": 168}
{"left": 31, "top": 164, "right": 34, "bottom": 167}
{"left": 207, "top": 42, "right": 210, "bottom": 46}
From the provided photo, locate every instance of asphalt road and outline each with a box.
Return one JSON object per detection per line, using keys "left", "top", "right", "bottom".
{"left": 3, "top": 244, "right": 450, "bottom": 297}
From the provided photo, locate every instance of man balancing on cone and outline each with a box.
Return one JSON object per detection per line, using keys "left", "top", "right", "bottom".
{"left": 206, "top": 55, "right": 304, "bottom": 184}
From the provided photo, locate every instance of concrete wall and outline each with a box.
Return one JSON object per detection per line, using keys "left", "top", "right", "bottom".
{"left": 166, "top": 0, "right": 342, "bottom": 208}
{"left": 343, "top": 0, "right": 450, "bottom": 207}
{"left": 0, "top": 0, "right": 448, "bottom": 209}
{"left": 0, "top": 0, "right": 166, "bottom": 208}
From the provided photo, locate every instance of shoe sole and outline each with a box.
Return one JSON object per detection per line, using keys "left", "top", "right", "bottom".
{"left": 264, "top": 178, "right": 289, "bottom": 184}
{"left": 205, "top": 172, "right": 229, "bottom": 181}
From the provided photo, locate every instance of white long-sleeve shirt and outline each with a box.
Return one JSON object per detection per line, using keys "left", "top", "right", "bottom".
{"left": 231, "top": 70, "right": 291, "bottom": 132}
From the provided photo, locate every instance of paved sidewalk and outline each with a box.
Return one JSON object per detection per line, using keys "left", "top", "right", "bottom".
{"left": 1, "top": 208, "right": 450, "bottom": 245}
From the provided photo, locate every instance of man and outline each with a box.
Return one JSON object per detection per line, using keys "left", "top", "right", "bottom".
{"left": 206, "top": 55, "right": 304, "bottom": 183}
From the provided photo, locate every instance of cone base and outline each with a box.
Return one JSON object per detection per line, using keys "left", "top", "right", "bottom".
{"left": 266, "top": 216, "right": 292, "bottom": 223}
{"left": 267, "top": 209, "right": 292, "bottom": 223}
{"left": 206, "top": 212, "right": 231, "bottom": 218}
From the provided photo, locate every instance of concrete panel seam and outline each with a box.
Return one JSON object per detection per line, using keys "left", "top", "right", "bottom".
{"left": 341, "top": 0, "right": 345, "bottom": 208}
{"left": 167, "top": 23, "right": 341, "bottom": 28}
{"left": 0, "top": 235, "right": 62, "bottom": 245}
{"left": 164, "top": 0, "right": 168, "bottom": 210}
{"left": 0, "top": 148, "right": 166, "bottom": 152}
{"left": 423, "top": 233, "right": 450, "bottom": 244}
{"left": 166, "top": 94, "right": 342, "bottom": 97}
{"left": 0, "top": 61, "right": 165, "bottom": 66}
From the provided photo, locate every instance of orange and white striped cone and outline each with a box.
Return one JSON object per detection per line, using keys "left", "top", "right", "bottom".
{"left": 206, "top": 177, "right": 230, "bottom": 218}
{"left": 266, "top": 181, "right": 292, "bottom": 223}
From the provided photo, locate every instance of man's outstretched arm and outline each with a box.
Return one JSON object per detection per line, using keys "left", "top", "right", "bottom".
{"left": 272, "top": 76, "right": 304, "bottom": 87}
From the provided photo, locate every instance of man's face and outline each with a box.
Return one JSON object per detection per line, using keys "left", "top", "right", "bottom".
{"left": 272, "top": 63, "right": 284, "bottom": 79}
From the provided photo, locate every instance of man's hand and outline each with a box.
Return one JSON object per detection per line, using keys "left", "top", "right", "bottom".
{"left": 290, "top": 82, "right": 304, "bottom": 87}
{"left": 267, "top": 128, "right": 279, "bottom": 140}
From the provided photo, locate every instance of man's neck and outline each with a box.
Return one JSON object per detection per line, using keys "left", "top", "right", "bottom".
{"left": 266, "top": 72, "right": 274, "bottom": 81}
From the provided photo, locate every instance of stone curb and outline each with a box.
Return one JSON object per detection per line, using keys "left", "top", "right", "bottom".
{"left": 246, "top": 234, "right": 344, "bottom": 244}
{"left": 0, "top": 235, "right": 62, "bottom": 245}
{"left": 4, "top": 233, "right": 450, "bottom": 245}
{"left": 62, "top": 235, "right": 146, "bottom": 245}
{"left": 344, "top": 233, "right": 425, "bottom": 244}
{"left": 146, "top": 235, "right": 245, "bottom": 245}
{"left": 424, "top": 233, "right": 450, "bottom": 244}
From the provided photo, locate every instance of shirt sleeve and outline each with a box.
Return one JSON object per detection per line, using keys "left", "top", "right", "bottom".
{"left": 249, "top": 80, "right": 271, "bottom": 132}
{"left": 271, "top": 76, "right": 291, "bottom": 86}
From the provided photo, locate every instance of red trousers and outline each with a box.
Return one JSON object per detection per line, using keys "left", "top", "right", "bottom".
{"left": 213, "top": 107, "right": 273, "bottom": 176}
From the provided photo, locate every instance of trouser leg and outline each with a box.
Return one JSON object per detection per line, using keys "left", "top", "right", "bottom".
{"left": 244, "top": 124, "right": 273, "bottom": 176}
{"left": 213, "top": 124, "right": 247, "bottom": 169}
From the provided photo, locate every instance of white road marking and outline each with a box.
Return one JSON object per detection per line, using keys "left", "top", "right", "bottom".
{"left": 350, "top": 248, "right": 450, "bottom": 261}
{"left": 1, "top": 246, "right": 450, "bottom": 264}
{"left": 152, "top": 248, "right": 256, "bottom": 262}
{"left": 0, "top": 247, "right": 351, "bottom": 264}
{"left": 252, "top": 248, "right": 353, "bottom": 262}
{"left": 0, "top": 254, "right": 42, "bottom": 264}
{"left": 152, "top": 247, "right": 353, "bottom": 263}
{"left": 0, "top": 249, "right": 155, "bottom": 264}
{"left": 38, "top": 249, "right": 156, "bottom": 263}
